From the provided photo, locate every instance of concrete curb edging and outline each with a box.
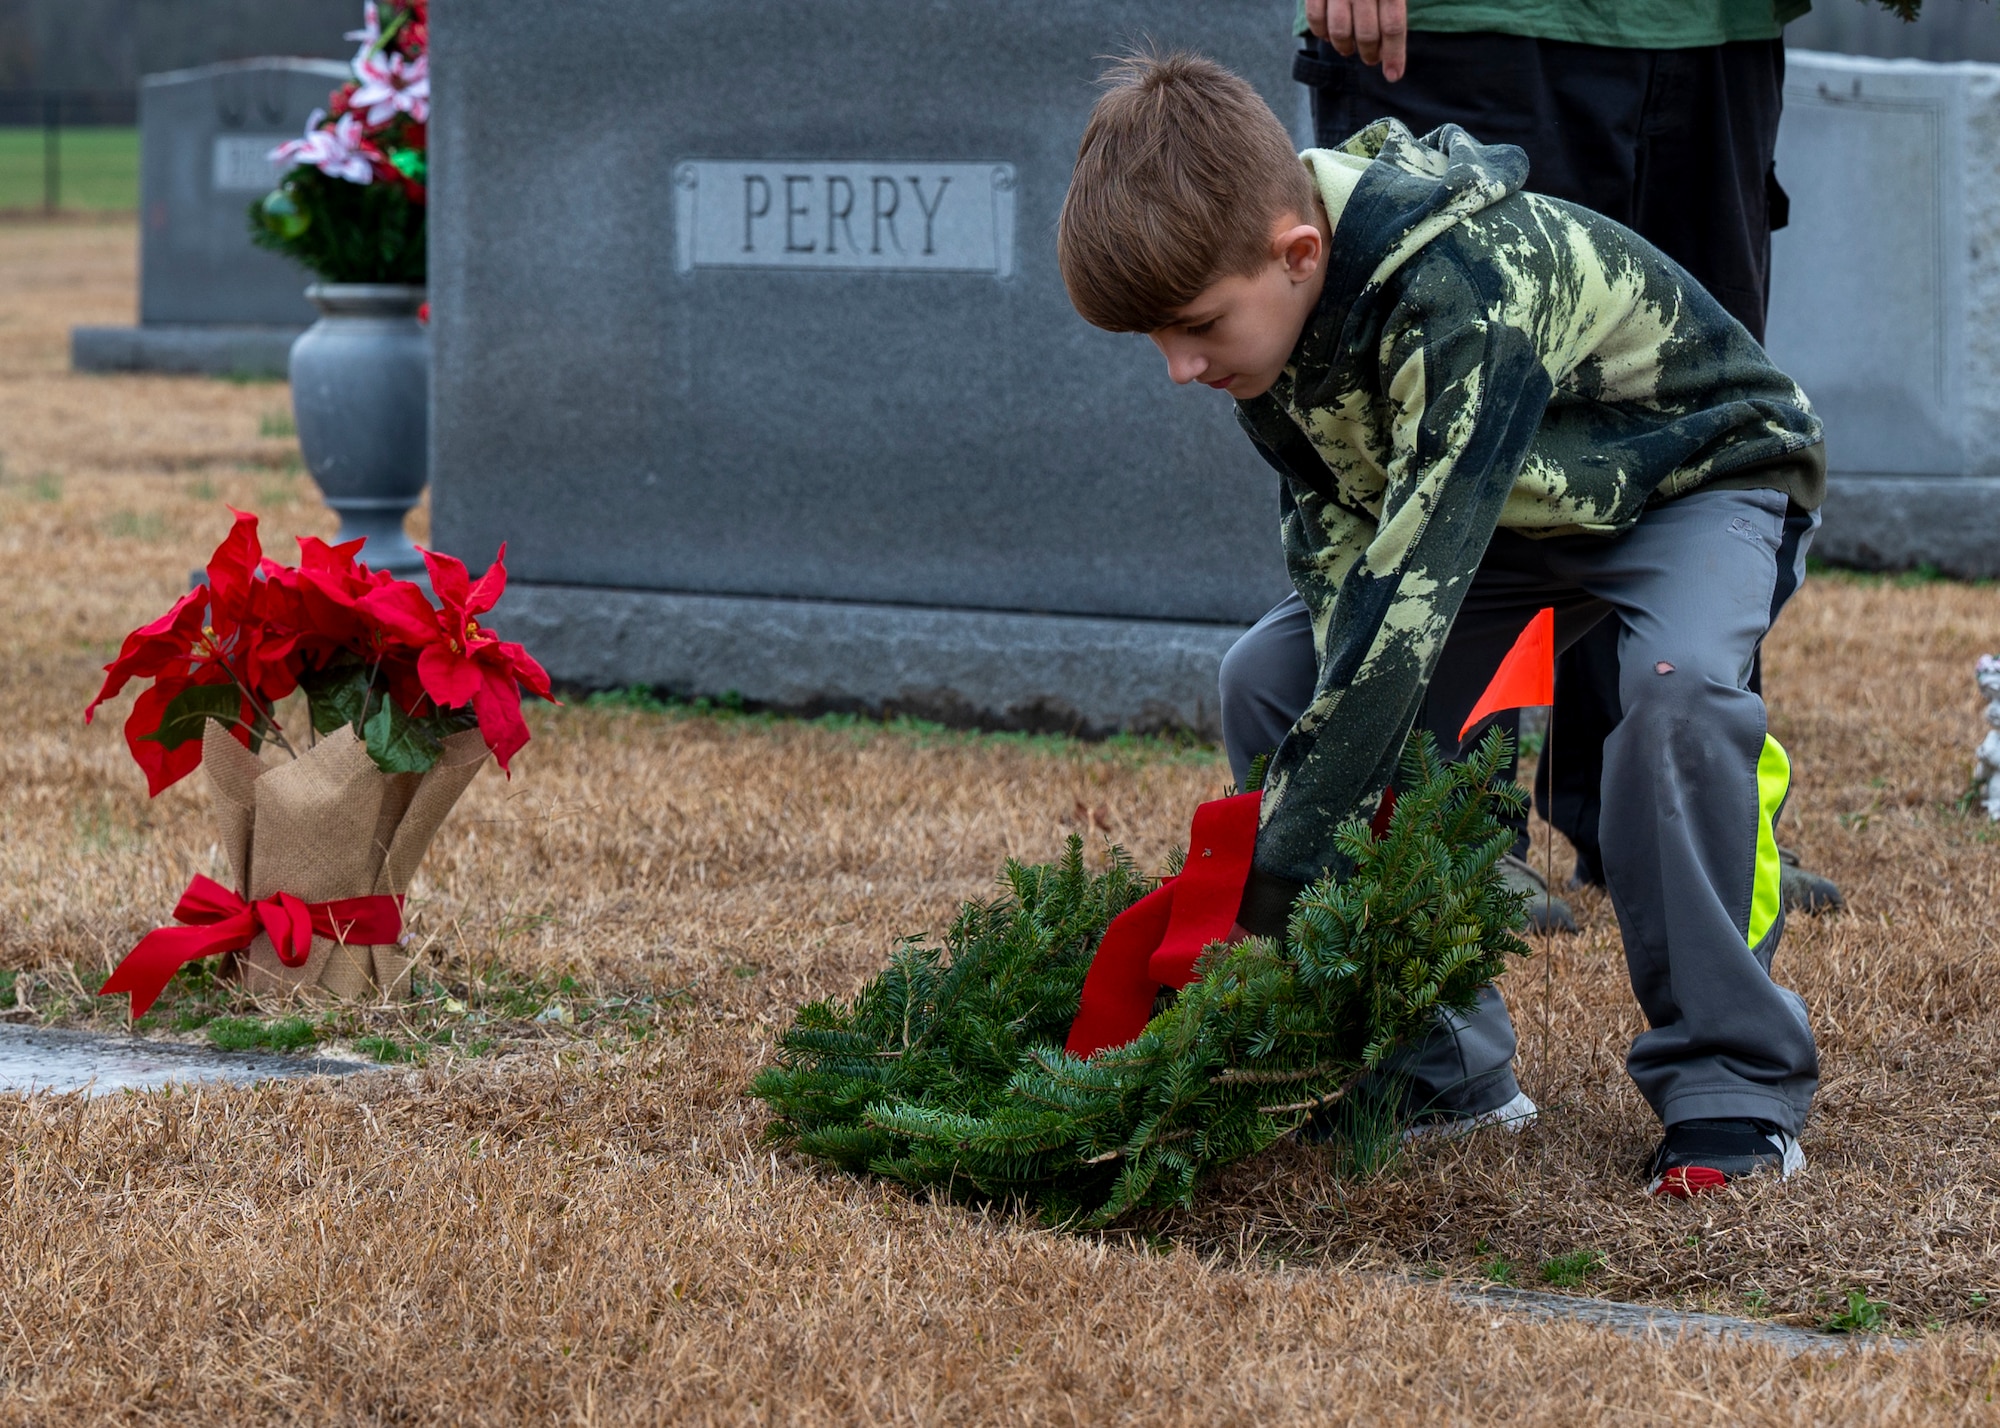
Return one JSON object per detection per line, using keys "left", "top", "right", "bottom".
{"left": 1427, "top": 1278, "right": 1906, "bottom": 1355}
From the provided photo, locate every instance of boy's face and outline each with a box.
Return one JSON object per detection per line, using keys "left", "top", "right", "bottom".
{"left": 1147, "top": 213, "right": 1330, "bottom": 401}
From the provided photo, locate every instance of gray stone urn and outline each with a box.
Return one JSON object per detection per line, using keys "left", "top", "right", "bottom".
{"left": 288, "top": 284, "right": 429, "bottom": 574}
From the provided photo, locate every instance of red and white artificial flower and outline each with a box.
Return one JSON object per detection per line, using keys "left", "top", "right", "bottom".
{"left": 271, "top": 109, "right": 378, "bottom": 186}
{"left": 351, "top": 50, "right": 429, "bottom": 126}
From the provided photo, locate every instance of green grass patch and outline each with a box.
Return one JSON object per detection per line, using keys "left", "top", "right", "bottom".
{"left": 1479, "top": 1255, "right": 1517, "bottom": 1285}
{"left": 1468, "top": 1239, "right": 1519, "bottom": 1285}
{"left": 354, "top": 1034, "right": 416, "bottom": 1063}
{"left": 1538, "top": 1250, "right": 1604, "bottom": 1289}
{"left": 1823, "top": 1289, "right": 1890, "bottom": 1334}
{"left": 0, "top": 127, "right": 138, "bottom": 212}
{"left": 206, "top": 1015, "right": 318, "bottom": 1054}
{"left": 258, "top": 411, "right": 297, "bottom": 439}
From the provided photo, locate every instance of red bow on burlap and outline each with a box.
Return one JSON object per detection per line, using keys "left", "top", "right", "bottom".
{"left": 99, "top": 874, "right": 405, "bottom": 1018}
{"left": 1064, "top": 792, "right": 1263, "bottom": 1059}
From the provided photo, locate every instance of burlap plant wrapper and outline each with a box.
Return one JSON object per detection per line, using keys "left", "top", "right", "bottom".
{"left": 200, "top": 719, "right": 490, "bottom": 1000}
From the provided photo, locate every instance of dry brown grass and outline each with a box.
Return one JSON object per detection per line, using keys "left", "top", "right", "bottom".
{"left": 3, "top": 219, "right": 2000, "bottom": 1424}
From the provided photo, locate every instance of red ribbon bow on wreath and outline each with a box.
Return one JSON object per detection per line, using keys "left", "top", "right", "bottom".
{"left": 1064, "top": 792, "right": 1264, "bottom": 1059}
{"left": 99, "top": 874, "right": 405, "bottom": 1018}
{"left": 1065, "top": 608, "right": 1559, "bottom": 1058}
{"left": 1064, "top": 786, "right": 1401, "bottom": 1059}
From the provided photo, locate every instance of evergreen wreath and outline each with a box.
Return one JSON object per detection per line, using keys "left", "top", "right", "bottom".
{"left": 753, "top": 728, "right": 1534, "bottom": 1228}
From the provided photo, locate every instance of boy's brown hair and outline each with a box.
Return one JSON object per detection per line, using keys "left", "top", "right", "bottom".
{"left": 1058, "top": 51, "right": 1316, "bottom": 334}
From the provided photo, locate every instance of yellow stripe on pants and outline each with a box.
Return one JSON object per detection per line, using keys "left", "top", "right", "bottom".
{"left": 1749, "top": 735, "right": 1790, "bottom": 949}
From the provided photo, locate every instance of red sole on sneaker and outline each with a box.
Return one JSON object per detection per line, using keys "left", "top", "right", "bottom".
{"left": 1652, "top": 1165, "right": 1729, "bottom": 1198}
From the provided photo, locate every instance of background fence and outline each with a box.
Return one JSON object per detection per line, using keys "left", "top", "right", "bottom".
{"left": 0, "top": 89, "right": 139, "bottom": 214}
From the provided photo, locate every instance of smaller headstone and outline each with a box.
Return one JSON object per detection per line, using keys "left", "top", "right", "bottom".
{"left": 71, "top": 57, "right": 349, "bottom": 378}
{"left": 1767, "top": 52, "right": 2000, "bottom": 578}
{"left": 0, "top": 1023, "right": 372, "bottom": 1096}
{"left": 1973, "top": 654, "right": 2000, "bottom": 820}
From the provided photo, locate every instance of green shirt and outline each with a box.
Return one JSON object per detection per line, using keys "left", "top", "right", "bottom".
{"left": 1294, "top": 0, "right": 1810, "bottom": 48}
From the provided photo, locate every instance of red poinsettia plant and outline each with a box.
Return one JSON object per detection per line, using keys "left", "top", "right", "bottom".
{"left": 86, "top": 511, "right": 553, "bottom": 796}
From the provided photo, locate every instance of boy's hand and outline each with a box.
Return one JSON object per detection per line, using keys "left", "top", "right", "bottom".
{"left": 1306, "top": 0, "right": 1408, "bottom": 83}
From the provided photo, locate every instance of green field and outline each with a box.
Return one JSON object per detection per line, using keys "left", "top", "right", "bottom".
{"left": 0, "top": 127, "right": 138, "bottom": 213}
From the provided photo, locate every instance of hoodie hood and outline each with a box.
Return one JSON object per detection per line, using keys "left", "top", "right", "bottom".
{"left": 1306, "top": 120, "right": 1529, "bottom": 315}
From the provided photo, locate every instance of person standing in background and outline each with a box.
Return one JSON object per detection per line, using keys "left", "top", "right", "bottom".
{"left": 1221, "top": 0, "right": 1844, "bottom": 922}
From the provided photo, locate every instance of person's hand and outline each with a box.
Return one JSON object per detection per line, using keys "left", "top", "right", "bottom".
{"left": 1305, "top": 0, "right": 1408, "bottom": 82}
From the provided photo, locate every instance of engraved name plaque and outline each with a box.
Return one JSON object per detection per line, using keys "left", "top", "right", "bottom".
{"left": 211, "top": 134, "right": 294, "bottom": 193}
{"left": 673, "top": 160, "right": 1017, "bottom": 276}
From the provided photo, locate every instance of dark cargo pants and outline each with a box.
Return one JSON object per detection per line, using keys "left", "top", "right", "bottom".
{"left": 1219, "top": 487, "right": 1821, "bottom": 1133}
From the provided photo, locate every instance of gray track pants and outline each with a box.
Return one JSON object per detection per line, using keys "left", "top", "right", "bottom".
{"left": 1220, "top": 487, "right": 1820, "bottom": 1133}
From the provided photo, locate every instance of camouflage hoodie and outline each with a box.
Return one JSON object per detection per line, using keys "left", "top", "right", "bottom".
{"left": 1236, "top": 120, "right": 1824, "bottom": 897}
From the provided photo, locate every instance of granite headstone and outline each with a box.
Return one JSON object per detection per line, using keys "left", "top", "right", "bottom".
{"left": 1767, "top": 51, "right": 2000, "bottom": 577}
{"left": 433, "top": 1, "right": 1301, "bottom": 734}
{"left": 71, "top": 57, "right": 349, "bottom": 377}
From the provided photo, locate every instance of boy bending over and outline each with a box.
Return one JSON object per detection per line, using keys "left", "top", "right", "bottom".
{"left": 1058, "top": 53, "right": 1824, "bottom": 1195}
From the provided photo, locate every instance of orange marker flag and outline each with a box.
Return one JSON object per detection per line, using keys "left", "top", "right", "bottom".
{"left": 1459, "top": 607, "right": 1556, "bottom": 742}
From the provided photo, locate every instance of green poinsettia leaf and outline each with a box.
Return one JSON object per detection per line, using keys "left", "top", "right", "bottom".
{"left": 362, "top": 696, "right": 442, "bottom": 774}
{"left": 140, "top": 684, "right": 243, "bottom": 750}
{"left": 414, "top": 706, "right": 479, "bottom": 744}
{"left": 301, "top": 663, "right": 373, "bottom": 737}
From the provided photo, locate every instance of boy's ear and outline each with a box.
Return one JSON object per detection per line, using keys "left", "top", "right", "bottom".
{"left": 1273, "top": 220, "right": 1325, "bottom": 281}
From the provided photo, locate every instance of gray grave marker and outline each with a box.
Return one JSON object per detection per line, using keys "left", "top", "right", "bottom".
{"left": 434, "top": 1, "right": 1302, "bottom": 734}
{"left": 1767, "top": 51, "right": 2000, "bottom": 577}
{"left": 72, "top": 57, "right": 350, "bottom": 377}
{"left": 0, "top": 1025, "right": 372, "bottom": 1097}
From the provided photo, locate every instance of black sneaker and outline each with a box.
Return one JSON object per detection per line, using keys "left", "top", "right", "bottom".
{"left": 1497, "top": 854, "right": 1576, "bottom": 934}
{"left": 1646, "top": 1118, "right": 1804, "bottom": 1197}
{"left": 1778, "top": 845, "right": 1845, "bottom": 915}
